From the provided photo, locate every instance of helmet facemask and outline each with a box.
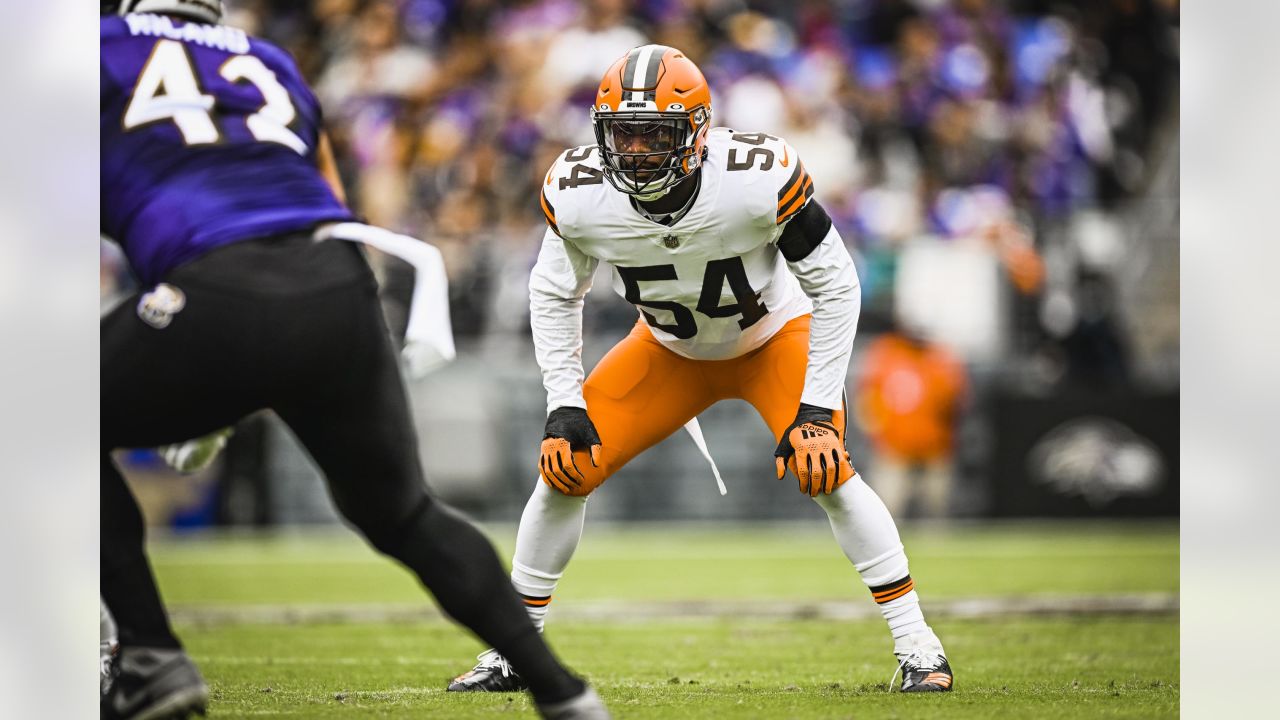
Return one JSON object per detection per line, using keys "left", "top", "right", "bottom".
{"left": 593, "top": 109, "right": 707, "bottom": 200}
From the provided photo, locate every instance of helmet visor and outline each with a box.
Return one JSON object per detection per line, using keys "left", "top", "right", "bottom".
{"left": 596, "top": 114, "right": 690, "bottom": 194}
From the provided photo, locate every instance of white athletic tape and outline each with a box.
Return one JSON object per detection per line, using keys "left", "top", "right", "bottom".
{"left": 316, "top": 222, "right": 456, "bottom": 378}
{"left": 683, "top": 418, "right": 727, "bottom": 496}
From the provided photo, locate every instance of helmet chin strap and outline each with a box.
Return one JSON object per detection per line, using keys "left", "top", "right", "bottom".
{"left": 634, "top": 186, "right": 671, "bottom": 202}
{"left": 631, "top": 169, "right": 677, "bottom": 201}
{"left": 632, "top": 154, "right": 700, "bottom": 201}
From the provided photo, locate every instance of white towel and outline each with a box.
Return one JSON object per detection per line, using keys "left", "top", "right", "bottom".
{"left": 317, "top": 222, "right": 456, "bottom": 378}
{"left": 683, "top": 418, "right": 727, "bottom": 496}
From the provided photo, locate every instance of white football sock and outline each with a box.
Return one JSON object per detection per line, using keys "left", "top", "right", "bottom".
{"left": 509, "top": 480, "right": 588, "bottom": 632}
{"left": 812, "top": 473, "right": 931, "bottom": 645}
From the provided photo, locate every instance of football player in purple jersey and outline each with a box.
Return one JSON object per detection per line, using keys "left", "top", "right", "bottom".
{"left": 100, "top": 2, "right": 607, "bottom": 718}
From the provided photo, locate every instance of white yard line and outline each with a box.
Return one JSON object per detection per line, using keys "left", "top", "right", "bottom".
{"left": 154, "top": 546, "right": 1176, "bottom": 565}
{"left": 171, "top": 593, "right": 1178, "bottom": 627}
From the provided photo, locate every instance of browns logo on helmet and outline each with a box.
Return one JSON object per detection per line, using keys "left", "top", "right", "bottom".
{"left": 591, "top": 45, "right": 712, "bottom": 199}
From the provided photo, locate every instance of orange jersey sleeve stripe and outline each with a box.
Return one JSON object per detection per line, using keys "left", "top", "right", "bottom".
{"left": 777, "top": 175, "right": 814, "bottom": 225}
{"left": 776, "top": 162, "right": 808, "bottom": 212}
{"left": 777, "top": 175, "right": 813, "bottom": 220}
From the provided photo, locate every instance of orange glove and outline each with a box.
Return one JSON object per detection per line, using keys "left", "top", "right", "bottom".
{"left": 539, "top": 406, "right": 602, "bottom": 494}
{"left": 774, "top": 404, "right": 855, "bottom": 497}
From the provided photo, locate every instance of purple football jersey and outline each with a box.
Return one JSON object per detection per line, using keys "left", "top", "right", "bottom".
{"left": 101, "top": 14, "right": 354, "bottom": 286}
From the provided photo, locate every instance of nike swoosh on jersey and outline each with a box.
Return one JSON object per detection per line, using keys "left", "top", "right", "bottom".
{"left": 780, "top": 146, "right": 789, "bottom": 167}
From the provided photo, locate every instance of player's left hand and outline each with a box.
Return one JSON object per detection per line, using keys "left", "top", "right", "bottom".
{"left": 539, "top": 406, "right": 603, "bottom": 494}
{"left": 774, "top": 404, "right": 854, "bottom": 496}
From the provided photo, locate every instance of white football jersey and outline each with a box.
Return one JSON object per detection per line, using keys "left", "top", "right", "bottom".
{"left": 537, "top": 127, "right": 816, "bottom": 360}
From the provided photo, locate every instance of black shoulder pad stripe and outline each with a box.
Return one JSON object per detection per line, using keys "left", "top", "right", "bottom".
{"left": 777, "top": 199, "right": 832, "bottom": 263}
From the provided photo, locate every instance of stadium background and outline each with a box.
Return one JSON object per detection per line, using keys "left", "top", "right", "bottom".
{"left": 103, "top": 0, "right": 1179, "bottom": 527}
{"left": 97, "top": 1, "right": 1179, "bottom": 716}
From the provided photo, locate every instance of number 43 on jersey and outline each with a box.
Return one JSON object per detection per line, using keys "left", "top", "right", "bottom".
{"left": 123, "top": 39, "right": 306, "bottom": 154}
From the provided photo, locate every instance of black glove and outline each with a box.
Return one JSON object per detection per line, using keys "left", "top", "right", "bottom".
{"left": 540, "top": 407, "right": 603, "bottom": 494}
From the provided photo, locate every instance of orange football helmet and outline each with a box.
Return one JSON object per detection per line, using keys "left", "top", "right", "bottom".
{"left": 591, "top": 45, "right": 712, "bottom": 198}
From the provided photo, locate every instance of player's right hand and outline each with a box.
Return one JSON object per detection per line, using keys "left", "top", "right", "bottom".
{"left": 539, "top": 406, "right": 602, "bottom": 494}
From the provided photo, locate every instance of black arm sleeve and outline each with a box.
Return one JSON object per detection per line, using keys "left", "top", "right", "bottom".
{"left": 776, "top": 199, "right": 833, "bottom": 263}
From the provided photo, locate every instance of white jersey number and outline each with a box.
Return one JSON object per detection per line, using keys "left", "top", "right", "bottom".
{"left": 123, "top": 39, "right": 307, "bottom": 154}
{"left": 617, "top": 257, "right": 768, "bottom": 339}
{"left": 122, "top": 40, "right": 218, "bottom": 144}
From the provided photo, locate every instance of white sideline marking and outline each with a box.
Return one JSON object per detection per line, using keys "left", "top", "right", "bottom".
{"left": 154, "top": 545, "right": 1175, "bottom": 565}
{"left": 201, "top": 656, "right": 441, "bottom": 666}
{"left": 171, "top": 593, "right": 1178, "bottom": 627}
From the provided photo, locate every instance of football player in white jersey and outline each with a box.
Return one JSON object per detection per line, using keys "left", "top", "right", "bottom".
{"left": 449, "top": 45, "right": 953, "bottom": 695}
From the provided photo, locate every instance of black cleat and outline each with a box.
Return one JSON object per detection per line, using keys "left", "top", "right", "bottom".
{"left": 101, "top": 646, "right": 209, "bottom": 720}
{"left": 447, "top": 649, "right": 528, "bottom": 692}
{"left": 899, "top": 655, "right": 953, "bottom": 692}
{"left": 535, "top": 685, "right": 611, "bottom": 719}
{"left": 894, "top": 633, "right": 954, "bottom": 692}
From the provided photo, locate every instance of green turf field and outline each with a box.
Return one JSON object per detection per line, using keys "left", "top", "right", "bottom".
{"left": 151, "top": 521, "right": 1179, "bottom": 718}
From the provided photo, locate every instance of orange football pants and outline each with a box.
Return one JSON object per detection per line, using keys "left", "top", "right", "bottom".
{"left": 554, "top": 314, "right": 845, "bottom": 496}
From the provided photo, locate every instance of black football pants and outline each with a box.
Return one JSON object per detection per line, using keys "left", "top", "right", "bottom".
{"left": 100, "top": 232, "right": 581, "bottom": 701}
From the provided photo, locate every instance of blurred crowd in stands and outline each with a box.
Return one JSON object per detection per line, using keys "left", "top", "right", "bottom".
{"left": 102, "top": 0, "right": 1180, "bottom": 390}
{"left": 101, "top": 0, "right": 1182, "bottom": 523}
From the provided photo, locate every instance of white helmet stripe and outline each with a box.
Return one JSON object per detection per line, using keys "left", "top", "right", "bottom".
{"left": 629, "top": 45, "right": 656, "bottom": 104}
